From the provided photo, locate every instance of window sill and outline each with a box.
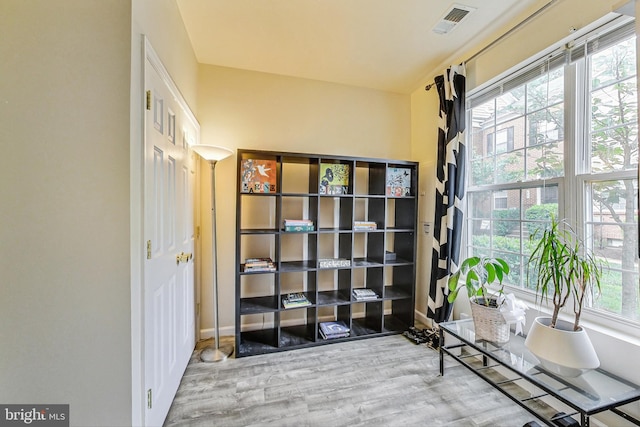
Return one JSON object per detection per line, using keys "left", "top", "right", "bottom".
{"left": 503, "top": 286, "right": 640, "bottom": 346}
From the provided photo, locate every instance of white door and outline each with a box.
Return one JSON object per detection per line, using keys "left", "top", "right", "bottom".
{"left": 143, "top": 54, "right": 197, "bottom": 426}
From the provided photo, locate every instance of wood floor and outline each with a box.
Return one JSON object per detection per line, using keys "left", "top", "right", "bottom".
{"left": 164, "top": 333, "right": 543, "bottom": 426}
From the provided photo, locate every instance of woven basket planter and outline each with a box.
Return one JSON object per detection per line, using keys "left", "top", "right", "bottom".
{"left": 470, "top": 297, "right": 510, "bottom": 345}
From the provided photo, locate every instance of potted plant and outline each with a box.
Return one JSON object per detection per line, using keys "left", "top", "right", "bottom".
{"left": 525, "top": 216, "right": 603, "bottom": 376}
{"left": 448, "top": 256, "right": 511, "bottom": 344}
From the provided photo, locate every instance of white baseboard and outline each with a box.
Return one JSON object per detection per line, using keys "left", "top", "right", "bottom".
{"left": 199, "top": 325, "right": 235, "bottom": 340}
{"left": 415, "top": 309, "right": 434, "bottom": 328}
{"left": 202, "top": 310, "right": 432, "bottom": 340}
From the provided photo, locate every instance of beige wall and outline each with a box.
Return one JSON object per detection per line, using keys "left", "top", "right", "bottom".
{"left": 196, "top": 64, "right": 411, "bottom": 336}
{"left": 0, "top": 1, "right": 132, "bottom": 425}
{"left": 466, "top": 0, "right": 622, "bottom": 91}
{"left": 132, "top": 0, "right": 199, "bottom": 111}
{"left": 0, "top": 0, "right": 199, "bottom": 425}
{"left": 410, "top": 87, "right": 441, "bottom": 325}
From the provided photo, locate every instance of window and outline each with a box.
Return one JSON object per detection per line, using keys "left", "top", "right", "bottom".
{"left": 466, "top": 17, "right": 639, "bottom": 323}
{"left": 487, "top": 127, "right": 515, "bottom": 155}
{"left": 493, "top": 191, "right": 508, "bottom": 209}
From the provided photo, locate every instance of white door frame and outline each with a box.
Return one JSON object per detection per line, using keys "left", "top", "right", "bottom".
{"left": 131, "top": 36, "right": 200, "bottom": 427}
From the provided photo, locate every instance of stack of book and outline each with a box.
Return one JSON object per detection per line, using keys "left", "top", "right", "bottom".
{"left": 319, "top": 320, "right": 350, "bottom": 340}
{"left": 352, "top": 288, "right": 379, "bottom": 301}
{"left": 243, "top": 257, "right": 276, "bottom": 272}
{"left": 353, "top": 221, "right": 377, "bottom": 231}
{"left": 283, "top": 219, "right": 315, "bottom": 232}
{"left": 282, "top": 293, "right": 311, "bottom": 309}
{"left": 318, "top": 258, "right": 351, "bottom": 268}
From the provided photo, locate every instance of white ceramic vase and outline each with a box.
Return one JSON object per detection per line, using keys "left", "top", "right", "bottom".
{"left": 524, "top": 316, "right": 599, "bottom": 377}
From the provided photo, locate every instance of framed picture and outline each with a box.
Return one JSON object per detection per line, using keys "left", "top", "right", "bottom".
{"left": 386, "top": 167, "right": 412, "bottom": 196}
{"left": 240, "top": 159, "right": 277, "bottom": 193}
{"left": 319, "top": 163, "right": 350, "bottom": 195}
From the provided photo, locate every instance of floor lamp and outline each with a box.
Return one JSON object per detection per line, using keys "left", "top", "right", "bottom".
{"left": 192, "top": 144, "right": 234, "bottom": 362}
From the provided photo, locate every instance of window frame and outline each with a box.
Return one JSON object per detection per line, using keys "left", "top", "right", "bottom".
{"left": 464, "top": 15, "right": 639, "bottom": 338}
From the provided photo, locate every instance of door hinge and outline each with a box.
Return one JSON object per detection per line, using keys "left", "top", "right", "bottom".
{"left": 147, "top": 240, "right": 152, "bottom": 259}
{"left": 196, "top": 302, "right": 200, "bottom": 317}
{"left": 146, "top": 90, "right": 151, "bottom": 110}
{"left": 147, "top": 388, "right": 152, "bottom": 409}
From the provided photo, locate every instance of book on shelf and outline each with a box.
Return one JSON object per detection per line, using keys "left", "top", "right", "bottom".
{"left": 352, "top": 288, "right": 379, "bottom": 301}
{"left": 285, "top": 292, "right": 307, "bottom": 302}
{"left": 283, "top": 219, "right": 315, "bottom": 232}
{"left": 319, "top": 320, "right": 350, "bottom": 339}
{"left": 283, "top": 300, "right": 311, "bottom": 309}
{"left": 318, "top": 258, "right": 351, "bottom": 268}
{"left": 284, "top": 224, "right": 315, "bottom": 232}
{"left": 386, "top": 167, "right": 412, "bottom": 197}
{"left": 244, "top": 257, "right": 274, "bottom": 266}
{"left": 244, "top": 257, "right": 276, "bottom": 272}
{"left": 244, "top": 266, "right": 276, "bottom": 272}
{"left": 282, "top": 293, "right": 311, "bottom": 309}
{"left": 241, "top": 159, "right": 277, "bottom": 193}
{"left": 319, "top": 163, "right": 350, "bottom": 195}
{"left": 284, "top": 219, "right": 313, "bottom": 226}
{"left": 320, "top": 329, "right": 350, "bottom": 340}
{"left": 353, "top": 221, "right": 377, "bottom": 231}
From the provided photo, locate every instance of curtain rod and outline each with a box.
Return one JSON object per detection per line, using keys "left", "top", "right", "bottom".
{"left": 425, "top": 0, "right": 559, "bottom": 91}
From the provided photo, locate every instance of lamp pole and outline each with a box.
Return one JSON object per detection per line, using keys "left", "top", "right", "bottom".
{"left": 191, "top": 145, "right": 234, "bottom": 362}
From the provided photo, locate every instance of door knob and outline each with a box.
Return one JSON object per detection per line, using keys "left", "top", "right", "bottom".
{"left": 176, "top": 252, "right": 193, "bottom": 265}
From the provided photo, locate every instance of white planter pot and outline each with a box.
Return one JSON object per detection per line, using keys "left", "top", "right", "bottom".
{"left": 524, "top": 316, "right": 600, "bottom": 377}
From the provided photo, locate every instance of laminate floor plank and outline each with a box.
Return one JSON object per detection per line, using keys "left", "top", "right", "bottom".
{"left": 164, "top": 334, "right": 545, "bottom": 426}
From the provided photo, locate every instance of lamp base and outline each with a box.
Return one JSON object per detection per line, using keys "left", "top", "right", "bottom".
{"left": 200, "top": 344, "right": 234, "bottom": 362}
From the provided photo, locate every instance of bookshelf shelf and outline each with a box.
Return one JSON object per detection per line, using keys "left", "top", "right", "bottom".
{"left": 235, "top": 149, "right": 418, "bottom": 357}
{"left": 239, "top": 296, "right": 279, "bottom": 314}
{"left": 316, "top": 290, "right": 351, "bottom": 306}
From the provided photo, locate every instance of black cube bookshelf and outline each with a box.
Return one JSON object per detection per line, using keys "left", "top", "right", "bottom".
{"left": 235, "top": 149, "right": 418, "bottom": 357}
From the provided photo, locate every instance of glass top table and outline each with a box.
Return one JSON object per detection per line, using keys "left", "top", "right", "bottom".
{"left": 439, "top": 319, "right": 640, "bottom": 427}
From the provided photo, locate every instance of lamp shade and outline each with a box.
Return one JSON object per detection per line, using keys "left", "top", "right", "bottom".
{"left": 191, "top": 144, "right": 233, "bottom": 162}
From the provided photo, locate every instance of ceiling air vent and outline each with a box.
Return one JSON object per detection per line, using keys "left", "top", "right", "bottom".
{"left": 432, "top": 4, "right": 476, "bottom": 35}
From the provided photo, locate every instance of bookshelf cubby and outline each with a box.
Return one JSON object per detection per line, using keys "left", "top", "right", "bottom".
{"left": 235, "top": 149, "right": 418, "bottom": 357}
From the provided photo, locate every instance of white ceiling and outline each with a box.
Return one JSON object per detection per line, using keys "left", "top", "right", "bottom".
{"left": 176, "top": 0, "right": 543, "bottom": 94}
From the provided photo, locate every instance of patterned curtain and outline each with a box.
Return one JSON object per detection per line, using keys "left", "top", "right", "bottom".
{"left": 427, "top": 65, "right": 467, "bottom": 324}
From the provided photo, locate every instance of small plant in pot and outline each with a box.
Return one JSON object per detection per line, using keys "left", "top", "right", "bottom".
{"left": 448, "top": 256, "right": 511, "bottom": 344}
{"left": 525, "top": 216, "right": 603, "bottom": 376}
